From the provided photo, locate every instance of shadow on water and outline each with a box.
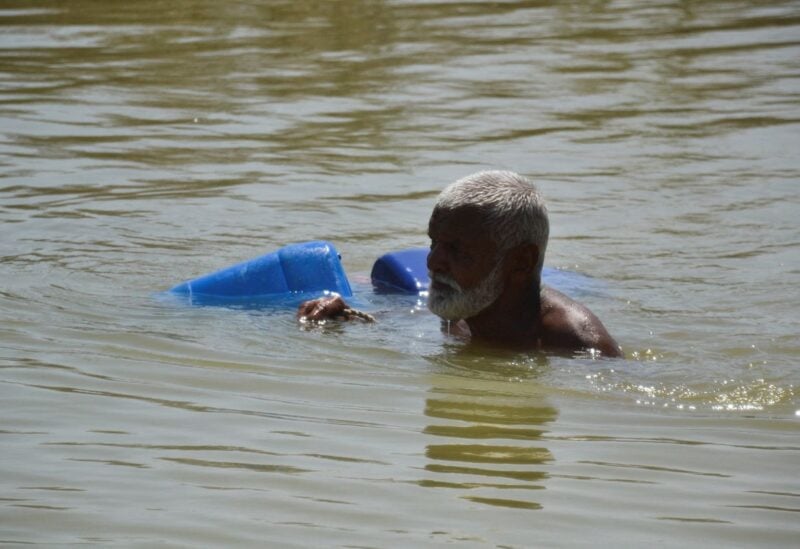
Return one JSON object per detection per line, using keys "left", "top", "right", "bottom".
{"left": 419, "top": 351, "right": 557, "bottom": 511}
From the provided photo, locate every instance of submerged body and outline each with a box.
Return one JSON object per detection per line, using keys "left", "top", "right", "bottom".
{"left": 438, "top": 285, "right": 621, "bottom": 356}
{"left": 299, "top": 171, "right": 622, "bottom": 358}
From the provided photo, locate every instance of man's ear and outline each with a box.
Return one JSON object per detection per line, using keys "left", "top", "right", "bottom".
{"left": 506, "top": 243, "right": 540, "bottom": 279}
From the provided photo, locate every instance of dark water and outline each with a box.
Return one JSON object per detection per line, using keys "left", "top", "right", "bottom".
{"left": 1, "top": 0, "right": 799, "bottom": 546}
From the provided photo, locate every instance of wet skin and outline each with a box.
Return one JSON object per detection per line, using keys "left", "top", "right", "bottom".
{"left": 427, "top": 206, "right": 623, "bottom": 357}
{"left": 299, "top": 206, "right": 622, "bottom": 358}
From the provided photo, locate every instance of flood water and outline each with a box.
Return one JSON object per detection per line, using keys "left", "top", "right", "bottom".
{"left": 2, "top": 0, "right": 799, "bottom": 546}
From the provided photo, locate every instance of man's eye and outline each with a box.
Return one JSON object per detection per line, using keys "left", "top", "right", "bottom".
{"left": 429, "top": 239, "right": 464, "bottom": 257}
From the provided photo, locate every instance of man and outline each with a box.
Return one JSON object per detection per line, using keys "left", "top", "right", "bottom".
{"left": 298, "top": 171, "right": 622, "bottom": 357}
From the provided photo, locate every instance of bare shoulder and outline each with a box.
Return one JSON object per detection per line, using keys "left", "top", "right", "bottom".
{"left": 540, "top": 287, "right": 623, "bottom": 358}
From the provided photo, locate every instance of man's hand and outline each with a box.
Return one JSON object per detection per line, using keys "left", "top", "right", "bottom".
{"left": 297, "top": 295, "right": 375, "bottom": 323}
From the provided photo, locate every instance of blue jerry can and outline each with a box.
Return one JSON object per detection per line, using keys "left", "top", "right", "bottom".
{"left": 169, "top": 241, "right": 353, "bottom": 301}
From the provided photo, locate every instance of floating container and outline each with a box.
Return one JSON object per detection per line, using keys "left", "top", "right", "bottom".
{"left": 371, "top": 247, "right": 430, "bottom": 294}
{"left": 168, "top": 240, "right": 352, "bottom": 303}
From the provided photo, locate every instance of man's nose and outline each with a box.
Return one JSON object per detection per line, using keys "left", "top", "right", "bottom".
{"left": 427, "top": 243, "right": 445, "bottom": 273}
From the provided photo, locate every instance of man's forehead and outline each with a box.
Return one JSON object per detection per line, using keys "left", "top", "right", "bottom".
{"left": 429, "top": 205, "right": 491, "bottom": 236}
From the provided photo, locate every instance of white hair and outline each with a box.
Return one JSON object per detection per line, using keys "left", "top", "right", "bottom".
{"left": 435, "top": 170, "right": 549, "bottom": 273}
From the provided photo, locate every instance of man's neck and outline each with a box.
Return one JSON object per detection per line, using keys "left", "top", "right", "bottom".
{"left": 464, "top": 279, "right": 542, "bottom": 347}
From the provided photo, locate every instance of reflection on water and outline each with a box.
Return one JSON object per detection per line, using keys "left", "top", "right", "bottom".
{"left": 423, "top": 391, "right": 554, "bottom": 510}
{"left": 420, "top": 353, "right": 555, "bottom": 511}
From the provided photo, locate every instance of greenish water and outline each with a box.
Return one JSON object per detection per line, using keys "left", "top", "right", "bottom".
{"left": 1, "top": 0, "right": 798, "bottom": 546}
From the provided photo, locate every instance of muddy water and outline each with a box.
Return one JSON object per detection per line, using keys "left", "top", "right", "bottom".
{"left": 1, "top": 0, "right": 799, "bottom": 546}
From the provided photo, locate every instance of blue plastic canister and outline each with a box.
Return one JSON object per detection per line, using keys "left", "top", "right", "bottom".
{"left": 371, "top": 247, "right": 430, "bottom": 293}
{"left": 169, "top": 241, "right": 353, "bottom": 302}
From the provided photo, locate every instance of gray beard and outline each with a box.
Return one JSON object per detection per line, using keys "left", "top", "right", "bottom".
{"left": 427, "top": 262, "right": 504, "bottom": 321}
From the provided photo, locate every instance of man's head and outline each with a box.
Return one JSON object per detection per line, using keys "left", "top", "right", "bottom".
{"left": 426, "top": 170, "right": 549, "bottom": 321}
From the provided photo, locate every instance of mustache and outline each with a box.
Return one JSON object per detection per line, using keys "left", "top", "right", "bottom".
{"left": 428, "top": 272, "right": 462, "bottom": 292}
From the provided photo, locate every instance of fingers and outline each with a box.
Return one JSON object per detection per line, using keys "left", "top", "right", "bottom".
{"left": 342, "top": 307, "right": 376, "bottom": 322}
{"left": 297, "top": 299, "right": 317, "bottom": 319}
{"left": 297, "top": 296, "right": 347, "bottom": 322}
{"left": 314, "top": 296, "right": 345, "bottom": 320}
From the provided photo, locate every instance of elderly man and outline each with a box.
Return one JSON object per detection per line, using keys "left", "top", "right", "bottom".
{"left": 298, "top": 171, "right": 622, "bottom": 357}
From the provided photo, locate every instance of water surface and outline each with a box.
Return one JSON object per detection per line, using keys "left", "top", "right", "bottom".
{"left": 1, "top": 0, "right": 799, "bottom": 546}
